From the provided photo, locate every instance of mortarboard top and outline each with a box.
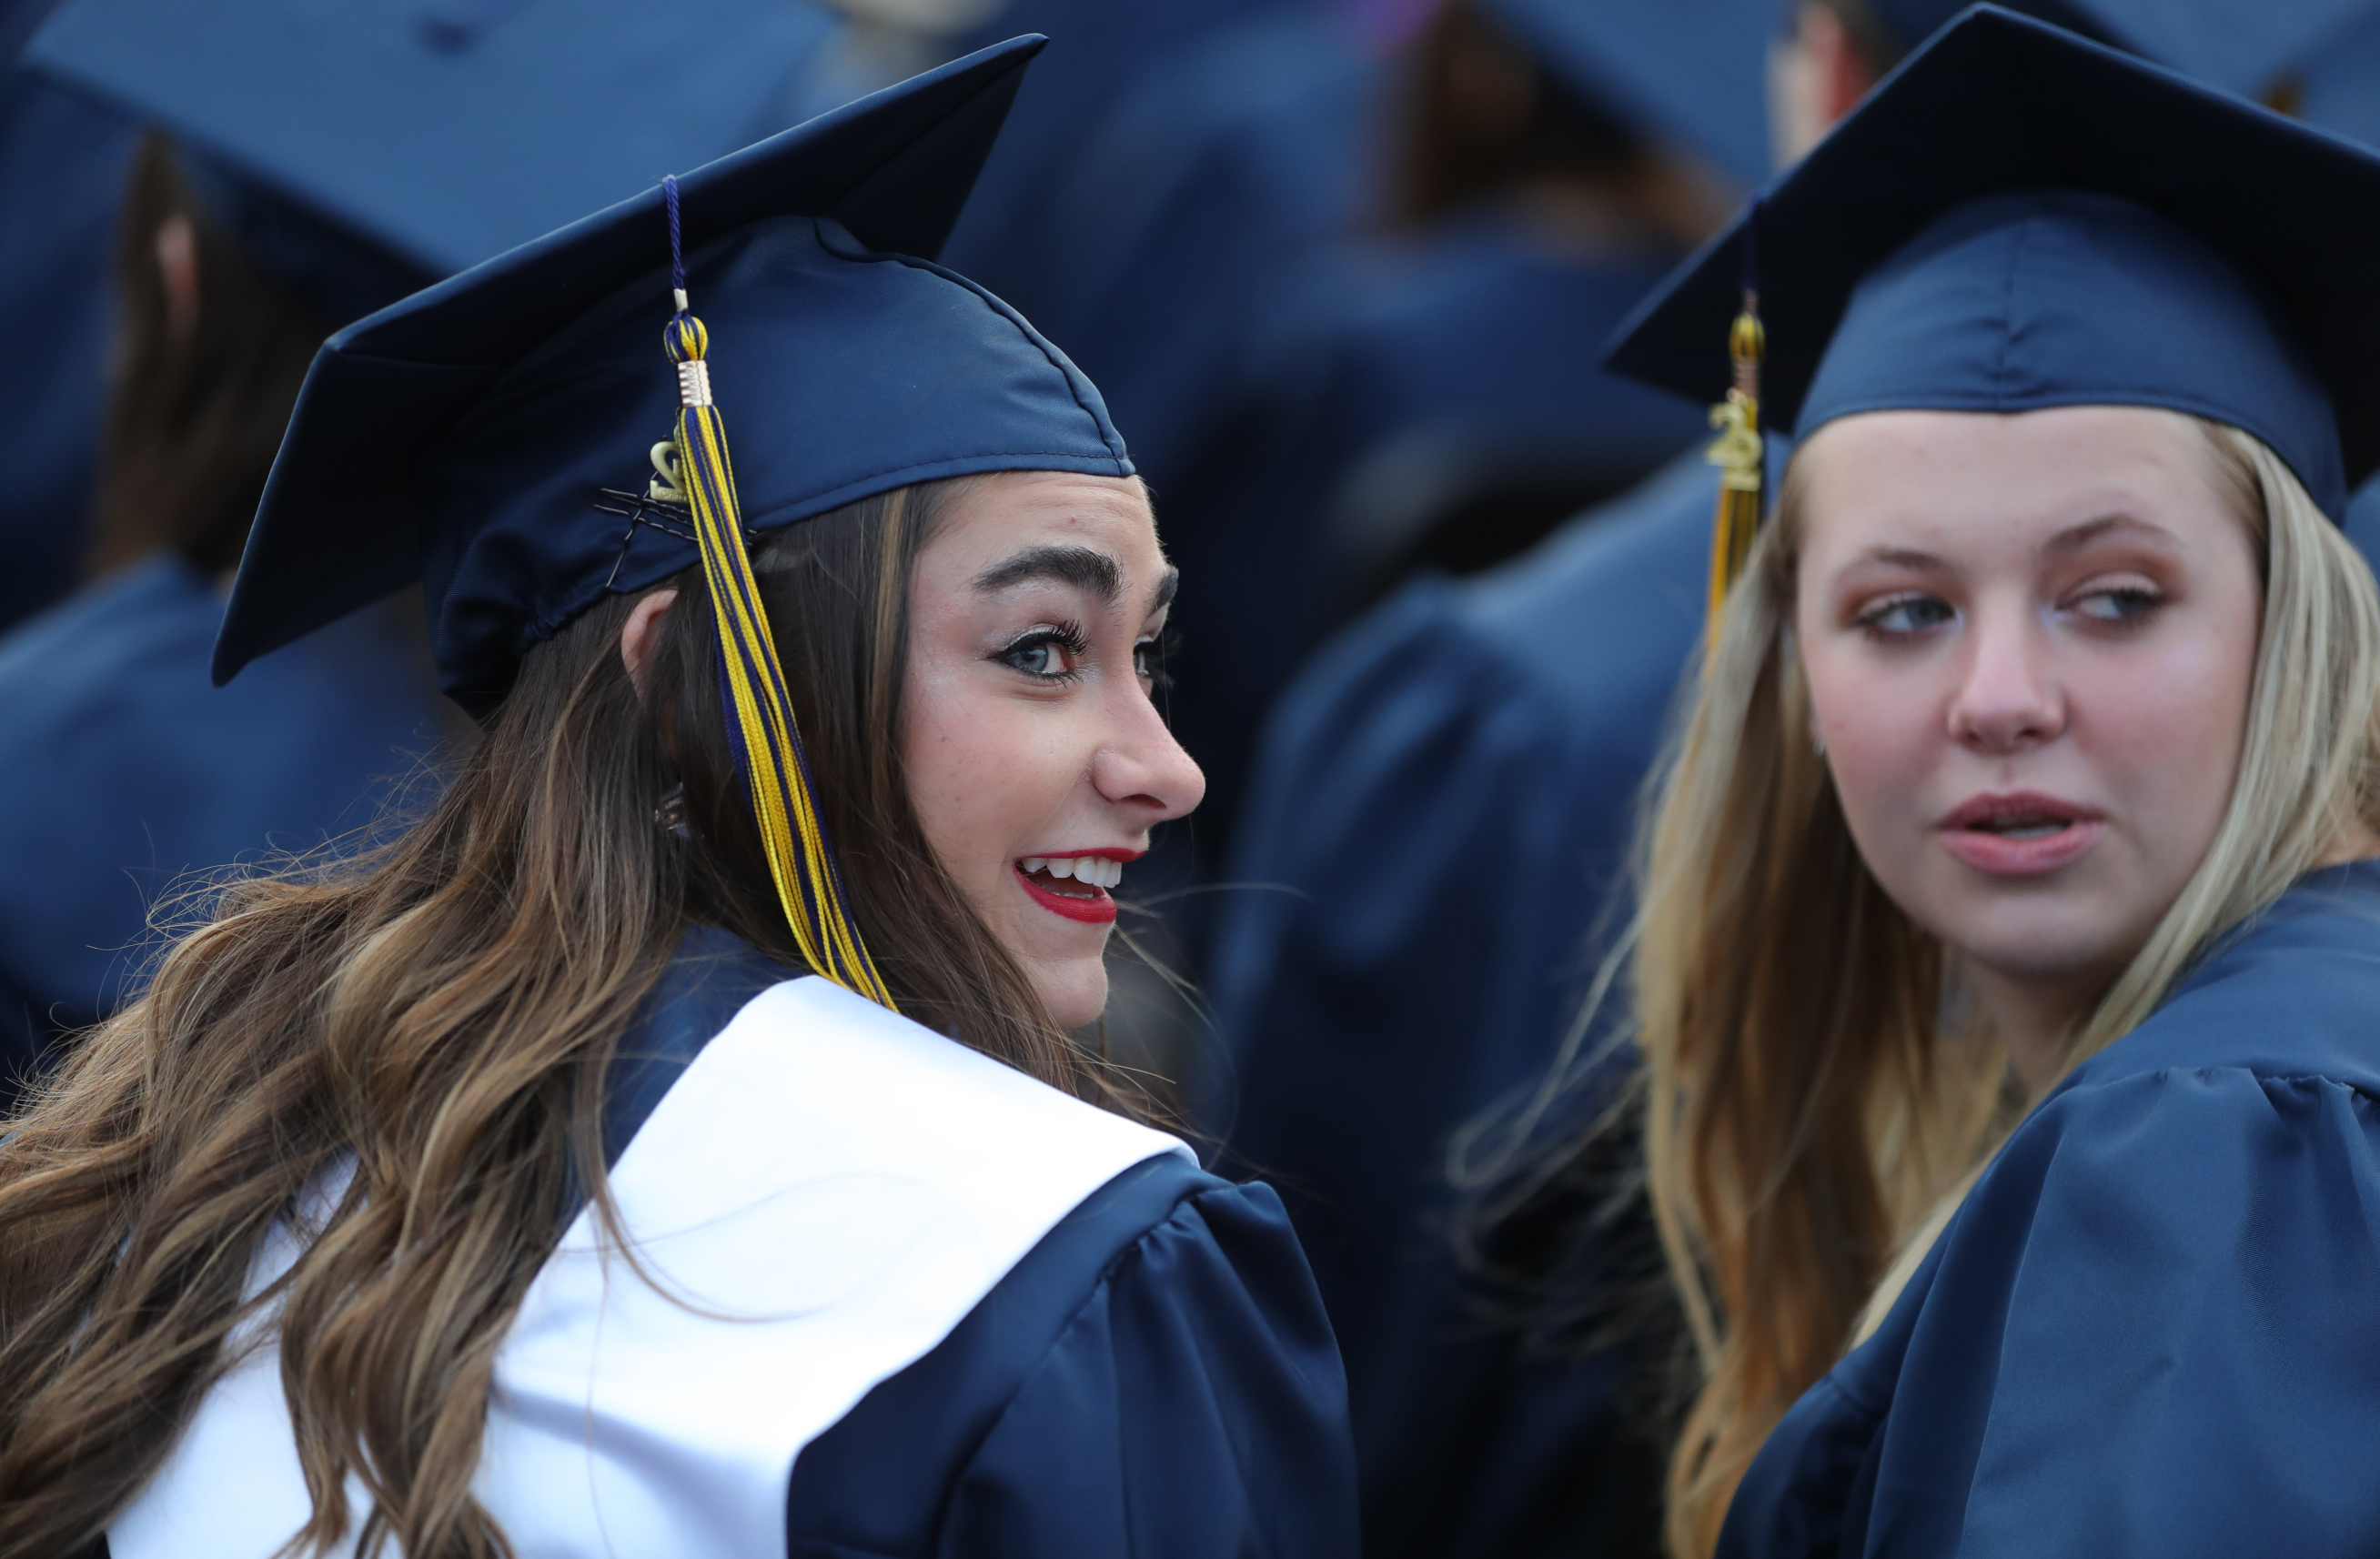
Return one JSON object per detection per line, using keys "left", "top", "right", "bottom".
{"left": 1871, "top": 0, "right": 2379, "bottom": 98}
{"left": 212, "top": 36, "right": 1133, "bottom": 710}
{"left": 1604, "top": 5, "right": 2380, "bottom": 521}
{"left": 1476, "top": 0, "right": 1779, "bottom": 188}
{"left": 24, "top": 0, "right": 839, "bottom": 321}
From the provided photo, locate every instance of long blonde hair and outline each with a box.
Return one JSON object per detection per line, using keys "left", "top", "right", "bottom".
{"left": 1636, "top": 415, "right": 2380, "bottom": 1556}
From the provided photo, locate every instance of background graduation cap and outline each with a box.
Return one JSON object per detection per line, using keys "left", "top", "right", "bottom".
{"left": 212, "top": 37, "right": 1134, "bottom": 1003}
{"left": 1871, "top": 0, "right": 2379, "bottom": 96}
{"left": 24, "top": 0, "right": 842, "bottom": 321}
{"left": 1475, "top": 0, "right": 1780, "bottom": 188}
{"left": 1606, "top": 5, "right": 2380, "bottom": 532}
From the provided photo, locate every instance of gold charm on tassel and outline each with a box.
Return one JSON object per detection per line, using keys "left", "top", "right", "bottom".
{"left": 1703, "top": 293, "right": 1765, "bottom": 655}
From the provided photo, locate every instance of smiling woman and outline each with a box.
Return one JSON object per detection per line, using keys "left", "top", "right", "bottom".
{"left": 0, "top": 44, "right": 1353, "bottom": 1559}
{"left": 1533, "top": 12, "right": 2380, "bottom": 1559}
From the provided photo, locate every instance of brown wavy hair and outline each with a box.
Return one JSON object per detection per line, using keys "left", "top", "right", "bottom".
{"left": 0, "top": 478, "right": 1139, "bottom": 1557}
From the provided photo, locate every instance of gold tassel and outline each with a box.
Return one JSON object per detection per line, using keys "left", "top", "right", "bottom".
{"left": 657, "top": 177, "right": 895, "bottom": 1010}
{"left": 1703, "top": 290, "right": 1766, "bottom": 657}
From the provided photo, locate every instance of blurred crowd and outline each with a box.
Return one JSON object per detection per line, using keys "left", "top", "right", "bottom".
{"left": 8, "top": 0, "right": 2380, "bottom": 1553}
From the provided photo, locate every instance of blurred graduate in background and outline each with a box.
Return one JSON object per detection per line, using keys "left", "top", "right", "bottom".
{"left": 1196, "top": 0, "right": 2380, "bottom": 1554}
{"left": 0, "top": 0, "right": 844, "bottom": 1101}
{"left": 1146, "top": 0, "right": 1775, "bottom": 860}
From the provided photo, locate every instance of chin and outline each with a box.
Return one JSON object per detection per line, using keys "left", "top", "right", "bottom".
{"left": 1034, "top": 960, "right": 1111, "bottom": 1031}
{"left": 1935, "top": 899, "right": 2134, "bottom": 986}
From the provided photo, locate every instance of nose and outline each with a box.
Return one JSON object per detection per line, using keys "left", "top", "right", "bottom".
{"left": 1946, "top": 598, "right": 2066, "bottom": 754}
{"left": 1091, "top": 683, "right": 1205, "bottom": 824}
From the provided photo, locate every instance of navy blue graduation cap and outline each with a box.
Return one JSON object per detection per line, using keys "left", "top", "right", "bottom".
{"left": 25, "top": 0, "right": 839, "bottom": 322}
{"left": 1870, "top": 0, "right": 2375, "bottom": 96}
{"left": 1475, "top": 0, "right": 1780, "bottom": 188}
{"left": 1604, "top": 1, "right": 2380, "bottom": 614}
{"left": 213, "top": 37, "right": 1129, "bottom": 1007}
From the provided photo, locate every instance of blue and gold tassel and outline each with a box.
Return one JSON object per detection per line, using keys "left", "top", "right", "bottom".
{"left": 657, "top": 175, "right": 895, "bottom": 1010}
{"left": 1703, "top": 202, "right": 1766, "bottom": 654}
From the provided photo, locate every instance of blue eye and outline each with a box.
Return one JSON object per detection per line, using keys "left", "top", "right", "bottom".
{"left": 2074, "top": 587, "right": 2163, "bottom": 622}
{"left": 1860, "top": 594, "right": 1955, "bottom": 635}
{"left": 996, "top": 625, "right": 1090, "bottom": 681}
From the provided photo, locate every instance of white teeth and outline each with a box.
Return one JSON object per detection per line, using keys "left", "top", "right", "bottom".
{"left": 1020, "top": 856, "right": 1124, "bottom": 888}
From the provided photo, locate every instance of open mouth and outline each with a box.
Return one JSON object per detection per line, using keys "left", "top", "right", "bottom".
{"left": 1014, "top": 854, "right": 1126, "bottom": 924}
{"left": 1938, "top": 792, "right": 2105, "bottom": 876}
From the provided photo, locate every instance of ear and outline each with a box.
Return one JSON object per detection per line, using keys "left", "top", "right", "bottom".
{"left": 1806, "top": 2, "right": 1883, "bottom": 126}
{"left": 156, "top": 214, "right": 200, "bottom": 342}
{"left": 620, "top": 588, "right": 681, "bottom": 700}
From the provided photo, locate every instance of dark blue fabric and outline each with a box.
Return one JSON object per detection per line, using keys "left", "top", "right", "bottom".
{"left": 1607, "top": 7, "right": 2380, "bottom": 519}
{"left": 1799, "top": 191, "right": 2343, "bottom": 516}
{"left": 0, "top": 69, "right": 130, "bottom": 633}
{"left": 993, "top": 7, "right": 1381, "bottom": 487}
{"left": 213, "top": 41, "right": 1134, "bottom": 710}
{"left": 25, "top": 0, "right": 838, "bottom": 302}
{"left": 1196, "top": 453, "right": 1716, "bottom": 1557}
{"left": 582, "top": 925, "right": 1360, "bottom": 1556}
{"left": 1477, "top": 0, "right": 1777, "bottom": 186}
{"left": 1165, "top": 220, "right": 1707, "bottom": 847}
{"left": 936, "top": 0, "right": 1298, "bottom": 320}
{"left": 786, "top": 1152, "right": 1360, "bottom": 1559}
{"left": 1720, "top": 859, "right": 2380, "bottom": 1559}
{"left": 0, "top": 555, "right": 443, "bottom": 1104}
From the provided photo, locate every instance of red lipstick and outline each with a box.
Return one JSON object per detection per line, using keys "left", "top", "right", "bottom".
{"left": 1013, "top": 848, "right": 1143, "bottom": 925}
{"left": 1937, "top": 791, "right": 2105, "bottom": 877}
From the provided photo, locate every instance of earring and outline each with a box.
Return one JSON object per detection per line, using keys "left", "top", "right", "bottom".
{"left": 654, "top": 781, "right": 692, "bottom": 841}
{"left": 1811, "top": 730, "right": 1827, "bottom": 759}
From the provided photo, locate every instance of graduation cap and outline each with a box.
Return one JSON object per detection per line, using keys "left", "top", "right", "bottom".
{"left": 1473, "top": 0, "right": 1780, "bottom": 188}
{"left": 1867, "top": 0, "right": 2378, "bottom": 97}
{"left": 212, "top": 37, "right": 1129, "bottom": 1007}
{"left": 24, "top": 0, "right": 841, "bottom": 322}
{"left": 1606, "top": 5, "right": 2380, "bottom": 622}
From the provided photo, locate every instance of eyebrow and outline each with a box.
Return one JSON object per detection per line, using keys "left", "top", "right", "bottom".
{"left": 1849, "top": 513, "right": 2177, "bottom": 573}
{"left": 973, "top": 545, "right": 1122, "bottom": 602}
{"left": 973, "top": 547, "right": 1181, "bottom": 616}
{"left": 2041, "top": 513, "right": 2179, "bottom": 557}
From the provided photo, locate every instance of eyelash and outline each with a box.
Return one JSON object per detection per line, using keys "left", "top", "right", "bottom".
{"left": 994, "top": 624, "right": 1176, "bottom": 689}
{"left": 997, "top": 622, "right": 1093, "bottom": 683}
{"left": 1851, "top": 583, "right": 2167, "bottom": 638}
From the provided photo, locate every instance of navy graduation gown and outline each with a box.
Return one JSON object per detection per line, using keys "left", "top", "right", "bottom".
{"left": 1159, "top": 218, "right": 1707, "bottom": 842}
{"left": 0, "top": 554, "right": 443, "bottom": 1095}
{"left": 1722, "top": 860, "right": 2380, "bottom": 1559}
{"left": 604, "top": 931, "right": 1360, "bottom": 1558}
{"left": 0, "top": 65, "right": 136, "bottom": 632}
{"left": 1197, "top": 455, "right": 1717, "bottom": 1556}
{"left": 105, "top": 928, "right": 1359, "bottom": 1558}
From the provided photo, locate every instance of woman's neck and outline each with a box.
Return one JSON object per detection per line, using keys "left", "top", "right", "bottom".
{"left": 1961, "top": 962, "right": 2111, "bottom": 1095}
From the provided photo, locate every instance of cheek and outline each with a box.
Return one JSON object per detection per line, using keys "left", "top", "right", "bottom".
{"left": 1801, "top": 641, "right": 1941, "bottom": 858}
{"left": 898, "top": 661, "right": 1065, "bottom": 884}
{"left": 2083, "top": 619, "right": 2256, "bottom": 846}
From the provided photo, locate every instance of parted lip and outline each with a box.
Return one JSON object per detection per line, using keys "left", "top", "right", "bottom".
{"left": 1018, "top": 847, "right": 1145, "bottom": 861}
{"left": 1938, "top": 790, "right": 2104, "bottom": 831}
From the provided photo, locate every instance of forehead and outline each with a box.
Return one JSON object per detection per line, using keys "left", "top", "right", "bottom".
{"left": 1790, "top": 407, "right": 2243, "bottom": 560}
{"left": 927, "top": 472, "right": 1162, "bottom": 570}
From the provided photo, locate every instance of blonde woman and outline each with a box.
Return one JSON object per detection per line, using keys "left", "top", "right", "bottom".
{"left": 1579, "top": 10, "right": 2380, "bottom": 1556}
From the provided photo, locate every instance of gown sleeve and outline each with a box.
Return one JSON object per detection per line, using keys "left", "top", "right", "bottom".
{"left": 1754, "top": 1065, "right": 2380, "bottom": 1559}
{"left": 785, "top": 1154, "right": 1359, "bottom": 1559}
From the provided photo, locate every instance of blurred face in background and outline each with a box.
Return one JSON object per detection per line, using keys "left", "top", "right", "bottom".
{"left": 1790, "top": 407, "right": 2264, "bottom": 1077}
